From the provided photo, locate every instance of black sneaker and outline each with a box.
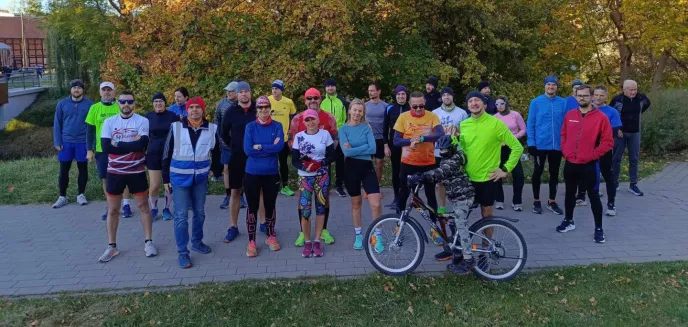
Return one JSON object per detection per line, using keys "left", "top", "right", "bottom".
{"left": 556, "top": 220, "right": 576, "bottom": 233}
{"left": 628, "top": 184, "right": 644, "bottom": 196}
{"left": 335, "top": 187, "right": 348, "bottom": 197}
{"left": 605, "top": 203, "right": 616, "bottom": 216}
{"left": 448, "top": 258, "right": 475, "bottom": 275}
{"left": 434, "top": 249, "right": 452, "bottom": 261}
{"left": 547, "top": 202, "right": 563, "bottom": 215}
{"left": 594, "top": 228, "right": 606, "bottom": 243}
{"left": 385, "top": 198, "right": 398, "bottom": 209}
{"left": 533, "top": 201, "right": 543, "bottom": 214}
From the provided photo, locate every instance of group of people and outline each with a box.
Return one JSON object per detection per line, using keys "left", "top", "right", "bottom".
{"left": 51, "top": 74, "right": 650, "bottom": 273}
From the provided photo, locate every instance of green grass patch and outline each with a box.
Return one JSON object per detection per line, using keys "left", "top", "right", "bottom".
{"left": 1, "top": 262, "right": 688, "bottom": 326}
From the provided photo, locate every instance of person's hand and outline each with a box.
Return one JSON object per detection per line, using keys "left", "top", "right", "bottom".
{"left": 164, "top": 183, "right": 171, "bottom": 193}
{"left": 135, "top": 135, "right": 141, "bottom": 141}
{"left": 489, "top": 168, "right": 508, "bottom": 182}
{"left": 407, "top": 174, "right": 423, "bottom": 187}
{"left": 527, "top": 146, "right": 538, "bottom": 156}
{"left": 87, "top": 150, "right": 95, "bottom": 162}
{"left": 274, "top": 137, "right": 280, "bottom": 144}
{"left": 253, "top": 144, "right": 262, "bottom": 150}
{"left": 384, "top": 144, "right": 391, "bottom": 157}
{"left": 111, "top": 139, "right": 118, "bottom": 147}
{"left": 54, "top": 145, "right": 63, "bottom": 151}
{"left": 410, "top": 140, "right": 419, "bottom": 149}
{"left": 617, "top": 129, "right": 623, "bottom": 138}
{"left": 344, "top": 142, "right": 351, "bottom": 149}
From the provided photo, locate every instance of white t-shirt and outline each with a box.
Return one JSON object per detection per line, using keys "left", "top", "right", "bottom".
{"left": 432, "top": 107, "right": 468, "bottom": 157}
{"left": 292, "top": 129, "right": 334, "bottom": 177}
{"left": 101, "top": 113, "right": 149, "bottom": 174}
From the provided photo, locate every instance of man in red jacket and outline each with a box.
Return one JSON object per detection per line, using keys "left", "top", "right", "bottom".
{"left": 556, "top": 84, "right": 614, "bottom": 243}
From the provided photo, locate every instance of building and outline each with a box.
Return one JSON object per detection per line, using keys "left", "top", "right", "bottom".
{"left": 0, "top": 9, "right": 47, "bottom": 69}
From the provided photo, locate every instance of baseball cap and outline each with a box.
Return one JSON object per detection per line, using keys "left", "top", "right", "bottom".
{"left": 303, "top": 109, "right": 319, "bottom": 120}
{"left": 224, "top": 81, "right": 238, "bottom": 92}
{"left": 99, "top": 82, "right": 115, "bottom": 90}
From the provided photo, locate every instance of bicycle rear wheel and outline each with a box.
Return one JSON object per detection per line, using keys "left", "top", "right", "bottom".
{"left": 364, "top": 214, "right": 425, "bottom": 276}
{"left": 468, "top": 218, "right": 527, "bottom": 281}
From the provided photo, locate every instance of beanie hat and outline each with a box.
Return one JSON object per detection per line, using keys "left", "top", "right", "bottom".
{"left": 152, "top": 92, "right": 167, "bottom": 104}
{"left": 305, "top": 87, "right": 321, "bottom": 98}
{"left": 256, "top": 96, "right": 271, "bottom": 107}
{"left": 186, "top": 97, "right": 206, "bottom": 113}
{"left": 440, "top": 87, "right": 454, "bottom": 96}
{"left": 271, "top": 79, "right": 285, "bottom": 92}
{"left": 466, "top": 91, "right": 487, "bottom": 105}
{"left": 236, "top": 81, "right": 251, "bottom": 93}
{"left": 426, "top": 76, "right": 438, "bottom": 88}
{"left": 477, "top": 81, "right": 490, "bottom": 92}
{"left": 572, "top": 79, "right": 584, "bottom": 87}
{"left": 69, "top": 79, "right": 85, "bottom": 89}
{"left": 224, "top": 81, "right": 238, "bottom": 92}
{"left": 323, "top": 78, "right": 337, "bottom": 87}
{"left": 394, "top": 85, "right": 408, "bottom": 96}
{"left": 544, "top": 75, "right": 558, "bottom": 86}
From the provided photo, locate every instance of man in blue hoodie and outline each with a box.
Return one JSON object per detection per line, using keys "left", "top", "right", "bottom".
{"left": 526, "top": 75, "right": 567, "bottom": 215}
{"left": 52, "top": 79, "right": 94, "bottom": 209}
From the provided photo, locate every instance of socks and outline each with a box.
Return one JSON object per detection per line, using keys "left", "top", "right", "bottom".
{"left": 123, "top": 199, "right": 131, "bottom": 206}
{"left": 354, "top": 227, "right": 362, "bottom": 235}
{"left": 144, "top": 239, "right": 152, "bottom": 244}
{"left": 109, "top": 243, "right": 117, "bottom": 248}
{"left": 149, "top": 196, "right": 158, "bottom": 210}
{"left": 314, "top": 238, "right": 320, "bottom": 243}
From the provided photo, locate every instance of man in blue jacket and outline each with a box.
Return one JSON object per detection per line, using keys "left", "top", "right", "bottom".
{"left": 565, "top": 79, "right": 585, "bottom": 111}
{"left": 526, "top": 75, "right": 567, "bottom": 215}
{"left": 52, "top": 79, "right": 94, "bottom": 208}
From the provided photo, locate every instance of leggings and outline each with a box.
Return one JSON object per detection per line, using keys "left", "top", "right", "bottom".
{"left": 278, "top": 144, "right": 290, "bottom": 188}
{"left": 577, "top": 150, "right": 616, "bottom": 205}
{"left": 564, "top": 161, "right": 603, "bottom": 228}
{"left": 532, "top": 150, "right": 562, "bottom": 201}
{"left": 390, "top": 145, "right": 402, "bottom": 200}
{"left": 243, "top": 173, "right": 280, "bottom": 241}
{"left": 495, "top": 146, "right": 524, "bottom": 205}
{"left": 59, "top": 161, "right": 88, "bottom": 196}
{"left": 398, "top": 163, "right": 437, "bottom": 213}
{"left": 298, "top": 173, "right": 330, "bottom": 221}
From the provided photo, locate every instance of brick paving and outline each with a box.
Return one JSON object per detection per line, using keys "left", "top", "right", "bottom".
{"left": 1, "top": 163, "right": 687, "bottom": 296}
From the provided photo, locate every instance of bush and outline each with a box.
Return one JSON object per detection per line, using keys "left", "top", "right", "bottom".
{"left": 641, "top": 89, "right": 688, "bottom": 155}
{"left": 0, "top": 92, "right": 61, "bottom": 160}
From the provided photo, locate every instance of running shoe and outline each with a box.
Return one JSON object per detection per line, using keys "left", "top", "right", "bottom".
{"left": 353, "top": 234, "right": 364, "bottom": 250}
{"left": 594, "top": 228, "right": 606, "bottom": 243}
{"left": 312, "top": 241, "right": 324, "bottom": 257}
{"left": 556, "top": 220, "right": 576, "bottom": 233}
{"left": 616, "top": 182, "right": 620, "bottom": 191}
{"left": 512, "top": 203, "right": 523, "bottom": 212}
{"left": 240, "top": 195, "right": 247, "bottom": 208}
{"left": 628, "top": 184, "right": 644, "bottom": 196}
{"left": 76, "top": 194, "right": 88, "bottom": 205}
{"left": 373, "top": 234, "right": 385, "bottom": 254}
{"left": 533, "top": 201, "right": 543, "bottom": 214}
{"left": 178, "top": 254, "right": 193, "bottom": 268}
{"left": 220, "top": 196, "right": 229, "bottom": 209}
{"left": 321, "top": 229, "right": 335, "bottom": 244}
{"left": 265, "top": 236, "right": 281, "bottom": 251}
{"left": 98, "top": 245, "right": 119, "bottom": 262}
{"left": 335, "top": 186, "right": 347, "bottom": 197}
{"left": 223, "top": 226, "right": 239, "bottom": 243}
{"left": 144, "top": 241, "right": 158, "bottom": 257}
{"left": 162, "top": 208, "right": 173, "bottom": 221}
{"left": 246, "top": 240, "right": 258, "bottom": 257}
{"left": 122, "top": 204, "right": 133, "bottom": 218}
{"left": 437, "top": 206, "right": 447, "bottom": 214}
{"left": 430, "top": 229, "right": 444, "bottom": 246}
{"left": 191, "top": 242, "right": 212, "bottom": 254}
{"left": 295, "top": 231, "right": 305, "bottom": 247}
{"left": 280, "top": 186, "right": 295, "bottom": 196}
{"left": 605, "top": 203, "right": 617, "bottom": 216}
{"left": 449, "top": 258, "right": 475, "bottom": 275}
{"left": 259, "top": 223, "right": 266, "bottom": 234}
{"left": 385, "top": 198, "right": 398, "bottom": 209}
{"left": 302, "top": 242, "right": 313, "bottom": 258}
{"left": 101, "top": 206, "right": 108, "bottom": 221}
{"left": 576, "top": 198, "right": 587, "bottom": 207}
{"left": 52, "top": 196, "right": 68, "bottom": 209}
{"left": 151, "top": 208, "right": 159, "bottom": 221}
{"left": 547, "top": 202, "right": 563, "bottom": 215}
{"left": 494, "top": 202, "right": 504, "bottom": 210}
{"left": 434, "top": 249, "right": 452, "bottom": 261}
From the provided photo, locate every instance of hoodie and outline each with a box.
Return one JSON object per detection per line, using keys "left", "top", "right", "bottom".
{"left": 561, "top": 108, "right": 614, "bottom": 164}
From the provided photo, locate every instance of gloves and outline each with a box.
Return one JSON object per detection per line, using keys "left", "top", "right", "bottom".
{"left": 302, "top": 158, "right": 322, "bottom": 172}
{"left": 407, "top": 173, "right": 423, "bottom": 187}
{"left": 528, "top": 146, "right": 539, "bottom": 156}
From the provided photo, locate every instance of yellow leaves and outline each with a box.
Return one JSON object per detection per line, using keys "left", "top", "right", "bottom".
{"left": 121, "top": 306, "right": 132, "bottom": 314}
{"left": 144, "top": 291, "right": 150, "bottom": 296}
{"left": 614, "top": 277, "right": 632, "bottom": 285}
{"left": 665, "top": 278, "right": 681, "bottom": 288}
{"left": 589, "top": 297, "right": 598, "bottom": 307}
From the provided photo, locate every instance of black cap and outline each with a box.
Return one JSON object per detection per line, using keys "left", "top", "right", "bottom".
{"left": 69, "top": 79, "right": 85, "bottom": 89}
{"left": 152, "top": 92, "right": 167, "bottom": 104}
{"left": 426, "top": 76, "right": 438, "bottom": 88}
{"left": 323, "top": 78, "right": 337, "bottom": 87}
{"left": 440, "top": 87, "right": 454, "bottom": 96}
{"left": 477, "top": 81, "right": 490, "bottom": 91}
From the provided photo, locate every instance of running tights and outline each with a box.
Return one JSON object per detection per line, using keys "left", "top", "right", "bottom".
{"left": 564, "top": 161, "right": 603, "bottom": 228}
{"left": 59, "top": 161, "right": 87, "bottom": 196}
{"left": 244, "top": 173, "right": 279, "bottom": 241}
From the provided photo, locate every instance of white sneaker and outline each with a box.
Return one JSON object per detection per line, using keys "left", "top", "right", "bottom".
{"left": 494, "top": 202, "right": 504, "bottom": 210}
{"left": 576, "top": 199, "right": 587, "bottom": 207}
{"left": 76, "top": 193, "right": 88, "bottom": 205}
{"left": 144, "top": 241, "right": 158, "bottom": 257}
{"left": 98, "top": 245, "right": 119, "bottom": 262}
{"left": 52, "top": 196, "right": 68, "bottom": 208}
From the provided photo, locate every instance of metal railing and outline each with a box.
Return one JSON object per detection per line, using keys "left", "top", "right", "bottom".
{"left": 1, "top": 70, "right": 54, "bottom": 89}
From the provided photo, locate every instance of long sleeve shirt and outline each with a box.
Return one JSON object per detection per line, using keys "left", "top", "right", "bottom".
{"left": 609, "top": 93, "right": 651, "bottom": 133}
{"left": 494, "top": 111, "right": 526, "bottom": 139}
{"left": 53, "top": 96, "right": 93, "bottom": 146}
{"left": 243, "top": 120, "right": 284, "bottom": 175}
{"left": 460, "top": 113, "right": 523, "bottom": 182}
{"left": 338, "top": 123, "right": 376, "bottom": 161}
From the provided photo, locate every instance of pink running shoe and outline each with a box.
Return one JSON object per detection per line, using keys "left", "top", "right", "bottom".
{"left": 312, "top": 241, "right": 324, "bottom": 257}
{"left": 302, "top": 242, "right": 313, "bottom": 258}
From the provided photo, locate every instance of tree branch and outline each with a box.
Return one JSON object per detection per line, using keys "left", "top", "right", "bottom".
{"left": 107, "top": 0, "right": 123, "bottom": 15}
{"left": 670, "top": 54, "right": 688, "bottom": 72}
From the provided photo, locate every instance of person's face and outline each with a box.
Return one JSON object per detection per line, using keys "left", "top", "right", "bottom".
{"left": 624, "top": 85, "right": 638, "bottom": 98}
{"left": 368, "top": 85, "right": 380, "bottom": 100}
{"left": 238, "top": 90, "right": 251, "bottom": 104}
{"left": 100, "top": 87, "right": 115, "bottom": 101}
{"left": 593, "top": 89, "right": 608, "bottom": 106}
{"left": 545, "top": 82, "right": 558, "bottom": 96}
{"left": 495, "top": 99, "right": 507, "bottom": 112}
{"left": 271, "top": 87, "right": 282, "bottom": 98}
{"left": 70, "top": 86, "right": 83, "bottom": 99}
{"left": 576, "top": 88, "right": 592, "bottom": 107}
{"left": 257, "top": 103, "right": 271, "bottom": 120}
{"left": 187, "top": 104, "right": 203, "bottom": 120}
{"left": 305, "top": 94, "right": 321, "bottom": 110}
{"left": 396, "top": 91, "right": 407, "bottom": 105}
{"left": 409, "top": 96, "right": 426, "bottom": 116}
{"left": 349, "top": 104, "right": 364, "bottom": 122}
{"left": 325, "top": 85, "right": 336, "bottom": 95}
{"left": 118, "top": 95, "right": 135, "bottom": 115}
{"left": 174, "top": 91, "right": 187, "bottom": 106}
{"left": 467, "top": 97, "right": 485, "bottom": 114}
{"left": 305, "top": 117, "right": 319, "bottom": 130}
{"left": 480, "top": 87, "right": 491, "bottom": 96}
{"left": 426, "top": 83, "right": 434, "bottom": 93}
{"left": 441, "top": 93, "right": 453, "bottom": 106}
{"left": 227, "top": 90, "right": 237, "bottom": 101}
{"left": 153, "top": 99, "right": 166, "bottom": 113}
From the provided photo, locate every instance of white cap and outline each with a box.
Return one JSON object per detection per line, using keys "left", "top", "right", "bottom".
{"left": 99, "top": 82, "right": 115, "bottom": 90}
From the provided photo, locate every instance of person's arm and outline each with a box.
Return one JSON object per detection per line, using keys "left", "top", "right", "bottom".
{"left": 393, "top": 131, "right": 411, "bottom": 147}
{"left": 259, "top": 125, "right": 285, "bottom": 154}
{"left": 418, "top": 158, "right": 456, "bottom": 184}
{"left": 243, "top": 124, "right": 258, "bottom": 156}
{"left": 53, "top": 101, "right": 63, "bottom": 147}
{"left": 291, "top": 148, "right": 306, "bottom": 170}
{"left": 640, "top": 93, "right": 651, "bottom": 113}
{"left": 560, "top": 113, "right": 569, "bottom": 159}
{"left": 112, "top": 136, "right": 149, "bottom": 152}
{"left": 339, "top": 127, "right": 373, "bottom": 157}
{"left": 514, "top": 112, "right": 527, "bottom": 139}
{"left": 221, "top": 110, "right": 232, "bottom": 147}
{"left": 499, "top": 121, "right": 524, "bottom": 173}
{"left": 162, "top": 125, "right": 175, "bottom": 184}
{"left": 287, "top": 115, "right": 299, "bottom": 147}
{"left": 594, "top": 118, "right": 615, "bottom": 160}
{"left": 322, "top": 143, "right": 336, "bottom": 166}
{"left": 422, "top": 125, "right": 444, "bottom": 142}
{"left": 526, "top": 100, "right": 537, "bottom": 147}
{"left": 86, "top": 125, "right": 96, "bottom": 151}
{"left": 382, "top": 106, "right": 391, "bottom": 144}
{"left": 101, "top": 137, "right": 129, "bottom": 154}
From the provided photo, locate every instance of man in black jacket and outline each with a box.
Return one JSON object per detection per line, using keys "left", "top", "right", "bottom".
{"left": 609, "top": 80, "right": 651, "bottom": 196}
{"left": 478, "top": 81, "right": 497, "bottom": 115}
{"left": 425, "top": 76, "right": 442, "bottom": 111}
{"left": 383, "top": 85, "right": 410, "bottom": 209}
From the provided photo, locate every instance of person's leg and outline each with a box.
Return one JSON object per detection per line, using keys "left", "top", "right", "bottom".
{"left": 531, "top": 152, "right": 547, "bottom": 201}
{"left": 262, "top": 175, "right": 280, "bottom": 238}
{"left": 76, "top": 161, "right": 88, "bottom": 195}
{"left": 228, "top": 156, "right": 245, "bottom": 229}
{"left": 190, "top": 181, "right": 209, "bottom": 247}
{"left": 563, "top": 161, "right": 578, "bottom": 221}
{"left": 612, "top": 135, "right": 627, "bottom": 185}
{"left": 495, "top": 146, "right": 509, "bottom": 204}
{"left": 361, "top": 163, "right": 382, "bottom": 219}
{"left": 243, "top": 173, "right": 261, "bottom": 242}
{"left": 279, "top": 144, "right": 290, "bottom": 190}
{"left": 344, "top": 158, "right": 363, "bottom": 230}
{"left": 397, "top": 164, "right": 412, "bottom": 213}
{"left": 390, "top": 146, "right": 402, "bottom": 201}
{"left": 375, "top": 159, "right": 384, "bottom": 184}
{"left": 223, "top": 164, "right": 230, "bottom": 191}
{"left": 512, "top": 160, "right": 525, "bottom": 205}
{"left": 422, "top": 168, "right": 438, "bottom": 211}
{"left": 584, "top": 163, "right": 603, "bottom": 229}
{"left": 438, "top": 184, "right": 447, "bottom": 209}
{"left": 628, "top": 132, "right": 641, "bottom": 185}
{"left": 313, "top": 173, "right": 329, "bottom": 255}
{"left": 547, "top": 150, "right": 562, "bottom": 202}
{"left": 452, "top": 201, "right": 473, "bottom": 260}
{"left": 58, "top": 161, "right": 72, "bottom": 197}
{"left": 576, "top": 175, "right": 587, "bottom": 200}
{"left": 600, "top": 151, "right": 616, "bottom": 205}
{"left": 335, "top": 145, "right": 346, "bottom": 190}
{"left": 148, "top": 170, "right": 162, "bottom": 211}
{"left": 299, "top": 176, "right": 314, "bottom": 241}
{"left": 131, "top": 174, "right": 152, "bottom": 241}
{"left": 106, "top": 195, "right": 122, "bottom": 244}
{"left": 172, "top": 185, "right": 191, "bottom": 254}
{"left": 210, "top": 145, "right": 222, "bottom": 178}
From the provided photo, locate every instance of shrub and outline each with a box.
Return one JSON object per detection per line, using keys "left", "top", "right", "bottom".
{"left": 641, "top": 89, "right": 688, "bottom": 155}
{"left": 0, "top": 92, "right": 61, "bottom": 160}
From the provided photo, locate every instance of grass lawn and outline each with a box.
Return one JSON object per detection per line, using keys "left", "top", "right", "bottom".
{"left": 1, "top": 262, "right": 687, "bottom": 326}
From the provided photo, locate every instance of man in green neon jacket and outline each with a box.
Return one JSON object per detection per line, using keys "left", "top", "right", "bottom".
{"left": 321, "top": 78, "right": 350, "bottom": 197}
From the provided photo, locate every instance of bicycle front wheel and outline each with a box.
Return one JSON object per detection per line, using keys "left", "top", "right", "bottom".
{"left": 468, "top": 218, "right": 528, "bottom": 282}
{"left": 364, "top": 214, "right": 425, "bottom": 276}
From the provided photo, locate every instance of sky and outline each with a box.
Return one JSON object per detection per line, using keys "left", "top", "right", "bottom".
{"left": 0, "top": 0, "right": 13, "bottom": 11}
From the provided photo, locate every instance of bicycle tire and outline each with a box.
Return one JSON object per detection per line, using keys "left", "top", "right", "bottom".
{"left": 468, "top": 218, "right": 528, "bottom": 282}
{"left": 364, "top": 213, "right": 426, "bottom": 276}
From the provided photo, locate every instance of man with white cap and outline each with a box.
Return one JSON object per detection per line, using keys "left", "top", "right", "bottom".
{"left": 85, "top": 81, "right": 134, "bottom": 220}
{"left": 215, "top": 80, "right": 238, "bottom": 209}
{"left": 269, "top": 79, "right": 298, "bottom": 197}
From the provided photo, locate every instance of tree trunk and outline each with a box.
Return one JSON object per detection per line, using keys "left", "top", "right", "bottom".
{"left": 651, "top": 49, "right": 670, "bottom": 92}
{"left": 609, "top": 0, "right": 633, "bottom": 85}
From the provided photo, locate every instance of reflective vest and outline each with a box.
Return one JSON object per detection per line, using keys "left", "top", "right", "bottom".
{"left": 169, "top": 122, "right": 217, "bottom": 187}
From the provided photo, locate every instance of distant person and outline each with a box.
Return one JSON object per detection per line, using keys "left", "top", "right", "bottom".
{"left": 477, "top": 81, "right": 497, "bottom": 115}
{"left": 215, "top": 80, "right": 238, "bottom": 209}
{"left": 565, "top": 79, "right": 585, "bottom": 111}
{"left": 168, "top": 87, "right": 189, "bottom": 119}
{"left": 365, "top": 81, "right": 389, "bottom": 191}
{"left": 424, "top": 76, "right": 442, "bottom": 112}
{"left": 268, "top": 79, "right": 298, "bottom": 197}
{"left": 493, "top": 96, "right": 526, "bottom": 211}
{"left": 320, "top": 78, "right": 349, "bottom": 197}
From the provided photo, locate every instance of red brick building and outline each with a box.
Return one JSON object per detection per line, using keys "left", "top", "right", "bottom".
{"left": 0, "top": 12, "right": 47, "bottom": 69}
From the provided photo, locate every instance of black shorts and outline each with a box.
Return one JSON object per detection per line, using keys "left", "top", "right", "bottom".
{"left": 95, "top": 152, "right": 109, "bottom": 180}
{"left": 344, "top": 158, "right": 380, "bottom": 197}
{"left": 106, "top": 172, "right": 148, "bottom": 196}
{"left": 374, "top": 139, "right": 386, "bottom": 160}
{"left": 145, "top": 151, "right": 163, "bottom": 170}
{"left": 472, "top": 180, "right": 496, "bottom": 207}
{"left": 229, "top": 152, "right": 247, "bottom": 189}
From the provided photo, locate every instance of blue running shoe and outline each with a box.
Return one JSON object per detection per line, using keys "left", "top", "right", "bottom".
{"left": 191, "top": 242, "right": 212, "bottom": 254}
{"left": 178, "top": 254, "right": 193, "bottom": 268}
{"left": 162, "top": 208, "right": 173, "bottom": 221}
{"left": 101, "top": 206, "right": 108, "bottom": 221}
{"left": 151, "top": 208, "right": 159, "bottom": 221}
{"left": 240, "top": 195, "right": 247, "bottom": 209}
{"left": 223, "top": 226, "right": 239, "bottom": 243}
{"left": 122, "top": 204, "right": 133, "bottom": 218}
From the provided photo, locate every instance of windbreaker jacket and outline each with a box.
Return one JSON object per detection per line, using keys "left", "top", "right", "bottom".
{"left": 561, "top": 108, "right": 614, "bottom": 164}
{"left": 526, "top": 94, "right": 567, "bottom": 151}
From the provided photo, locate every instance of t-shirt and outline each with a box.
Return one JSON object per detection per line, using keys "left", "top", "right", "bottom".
{"left": 269, "top": 95, "right": 297, "bottom": 137}
{"left": 101, "top": 114, "right": 149, "bottom": 175}
{"left": 145, "top": 111, "right": 179, "bottom": 154}
{"left": 288, "top": 109, "right": 338, "bottom": 146}
{"left": 432, "top": 107, "right": 468, "bottom": 157}
{"left": 365, "top": 100, "right": 388, "bottom": 140}
{"left": 85, "top": 102, "right": 120, "bottom": 152}
{"left": 597, "top": 105, "right": 622, "bottom": 128}
{"left": 393, "top": 111, "right": 441, "bottom": 166}
{"left": 292, "top": 129, "right": 334, "bottom": 177}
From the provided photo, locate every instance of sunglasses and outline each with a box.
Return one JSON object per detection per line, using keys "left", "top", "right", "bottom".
{"left": 496, "top": 102, "right": 506, "bottom": 106}
{"left": 411, "top": 104, "right": 426, "bottom": 109}
{"left": 118, "top": 99, "right": 135, "bottom": 104}
{"left": 306, "top": 97, "right": 320, "bottom": 101}
{"left": 257, "top": 105, "right": 271, "bottom": 110}
{"left": 153, "top": 100, "right": 165, "bottom": 104}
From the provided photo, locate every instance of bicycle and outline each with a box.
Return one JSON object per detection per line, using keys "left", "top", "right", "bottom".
{"left": 364, "top": 183, "right": 528, "bottom": 281}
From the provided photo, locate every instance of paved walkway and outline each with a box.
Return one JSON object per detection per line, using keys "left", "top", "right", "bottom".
{"left": 1, "top": 163, "right": 687, "bottom": 296}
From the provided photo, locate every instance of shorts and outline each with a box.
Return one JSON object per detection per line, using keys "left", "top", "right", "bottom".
{"left": 344, "top": 158, "right": 380, "bottom": 197}
{"left": 57, "top": 142, "right": 87, "bottom": 162}
{"left": 229, "top": 152, "right": 247, "bottom": 189}
{"left": 106, "top": 172, "right": 148, "bottom": 197}
{"left": 95, "top": 152, "right": 109, "bottom": 180}
{"left": 374, "top": 139, "right": 386, "bottom": 160}
{"left": 221, "top": 149, "right": 232, "bottom": 165}
{"left": 472, "top": 180, "right": 496, "bottom": 207}
{"left": 145, "top": 151, "right": 163, "bottom": 170}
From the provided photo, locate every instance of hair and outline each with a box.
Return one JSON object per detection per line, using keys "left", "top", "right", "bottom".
{"left": 368, "top": 81, "right": 381, "bottom": 91}
{"left": 119, "top": 90, "right": 135, "bottom": 100}
{"left": 594, "top": 84, "right": 608, "bottom": 93}
{"left": 622, "top": 80, "right": 638, "bottom": 90}
{"left": 495, "top": 95, "right": 509, "bottom": 111}
{"left": 347, "top": 98, "right": 367, "bottom": 123}
{"left": 575, "top": 84, "right": 593, "bottom": 96}
{"left": 174, "top": 87, "right": 189, "bottom": 98}
{"left": 409, "top": 91, "right": 424, "bottom": 99}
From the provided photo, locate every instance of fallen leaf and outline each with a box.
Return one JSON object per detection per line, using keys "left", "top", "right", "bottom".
{"left": 589, "top": 297, "right": 598, "bottom": 307}
{"left": 560, "top": 298, "right": 568, "bottom": 304}
{"left": 666, "top": 279, "right": 681, "bottom": 288}
{"left": 631, "top": 308, "right": 636, "bottom": 314}
{"left": 144, "top": 291, "right": 150, "bottom": 297}
{"left": 433, "top": 299, "right": 439, "bottom": 305}
{"left": 7, "top": 185, "right": 15, "bottom": 192}
{"left": 148, "top": 319, "right": 156, "bottom": 326}
{"left": 121, "top": 307, "right": 132, "bottom": 313}
{"left": 445, "top": 304, "right": 453, "bottom": 312}
{"left": 409, "top": 283, "right": 418, "bottom": 291}
{"left": 568, "top": 281, "right": 577, "bottom": 286}
{"left": 558, "top": 275, "right": 565, "bottom": 280}
{"left": 383, "top": 285, "right": 392, "bottom": 292}
{"left": 407, "top": 306, "right": 414, "bottom": 314}
{"left": 30, "top": 320, "right": 38, "bottom": 327}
